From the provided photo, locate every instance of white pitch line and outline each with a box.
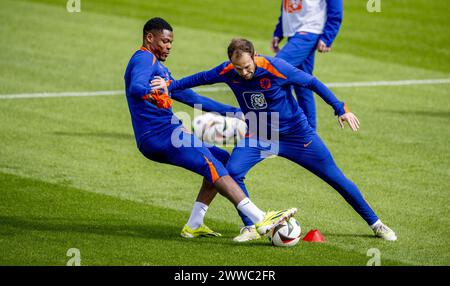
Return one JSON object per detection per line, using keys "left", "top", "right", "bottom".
{"left": 326, "top": 78, "right": 450, "bottom": 88}
{"left": 0, "top": 90, "right": 123, "bottom": 100}
{"left": 1, "top": 78, "right": 449, "bottom": 100}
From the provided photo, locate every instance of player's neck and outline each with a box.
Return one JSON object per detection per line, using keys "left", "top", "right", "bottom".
{"left": 142, "top": 43, "right": 151, "bottom": 52}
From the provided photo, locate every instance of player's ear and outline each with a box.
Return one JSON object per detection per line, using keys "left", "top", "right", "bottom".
{"left": 146, "top": 32, "right": 154, "bottom": 44}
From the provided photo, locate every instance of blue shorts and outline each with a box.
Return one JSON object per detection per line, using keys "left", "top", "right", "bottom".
{"left": 138, "top": 126, "right": 229, "bottom": 185}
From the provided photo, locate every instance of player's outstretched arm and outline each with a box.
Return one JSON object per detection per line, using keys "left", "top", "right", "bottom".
{"left": 306, "top": 78, "right": 360, "bottom": 131}
{"left": 171, "top": 88, "right": 241, "bottom": 116}
{"left": 151, "top": 66, "right": 224, "bottom": 93}
{"left": 308, "top": 78, "right": 360, "bottom": 131}
{"left": 150, "top": 74, "right": 241, "bottom": 117}
{"left": 277, "top": 58, "right": 359, "bottom": 131}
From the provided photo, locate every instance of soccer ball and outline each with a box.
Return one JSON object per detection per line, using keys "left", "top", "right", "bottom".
{"left": 269, "top": 217, "right": 302, "bottom": 247}
{"left": 192, "top": 113, "right": 247, "bottom": 145}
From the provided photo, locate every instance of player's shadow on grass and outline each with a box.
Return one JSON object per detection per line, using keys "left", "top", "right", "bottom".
{"left": 380, "top": 110, "right": 450, "bottom": 119}
{"left": 0, "top": 215, "right": 268, "bottom": 247}
{"left": 53, "top": 131, "right": 134, "bottom": 140}
{"left": 0, "top": 215, "right": 187, "bottom": 241}
{"left": 0, "top": 213, "right": 379, "bottom": 246}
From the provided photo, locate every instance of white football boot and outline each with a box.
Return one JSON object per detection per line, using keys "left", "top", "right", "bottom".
{"left": 233, "top": 225, "right": 261, "bottom": 242}
{"left": 371, "top": 222, "right": 397, "bottom": 241}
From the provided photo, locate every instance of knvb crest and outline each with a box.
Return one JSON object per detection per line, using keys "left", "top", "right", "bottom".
{"left": 243, "top": 92, "right": 268, "bottom": 110}
{"left": 260, "top": 78, "right": 271, "bottom": 90}
{"left": 284, "top": 0, "right": 302, "bottom": 13}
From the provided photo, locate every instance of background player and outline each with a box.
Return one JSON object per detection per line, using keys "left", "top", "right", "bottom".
{"left": 154, "top": 38, "right": 397, "bottom": 242}
{"left": 272, "top": 0, "right": 343, "bottom": 130}
{"left": 124, "top": 18, "right": 297, "bottom": 239}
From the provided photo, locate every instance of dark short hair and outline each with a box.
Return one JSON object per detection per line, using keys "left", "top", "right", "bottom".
{"left": 227, "top": 38, "right": 255, "bottom": 60}
{"left": 143, "top": 17, "right": 173, "bottom": 38}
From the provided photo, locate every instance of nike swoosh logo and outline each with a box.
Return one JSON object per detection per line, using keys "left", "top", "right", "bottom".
{"left": 245, "top": 133, "right": 255, "bottom": 138}
{"left": 304, "top": 140, "right": 312, "bottom": 148}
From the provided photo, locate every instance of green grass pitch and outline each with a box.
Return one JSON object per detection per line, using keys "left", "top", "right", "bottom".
{"left": 0, "top": 0, "right": 449, "bottom": 265}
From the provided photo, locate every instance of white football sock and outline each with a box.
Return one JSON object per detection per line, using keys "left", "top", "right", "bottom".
{"left": 237, "top": 198, "right": 264, "bottom": 224}
{"left": 187, "top": 202, "right": 209, "bottom": 229}
{"left": 370, "top": 219, "right": 382, "bottom": 230}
